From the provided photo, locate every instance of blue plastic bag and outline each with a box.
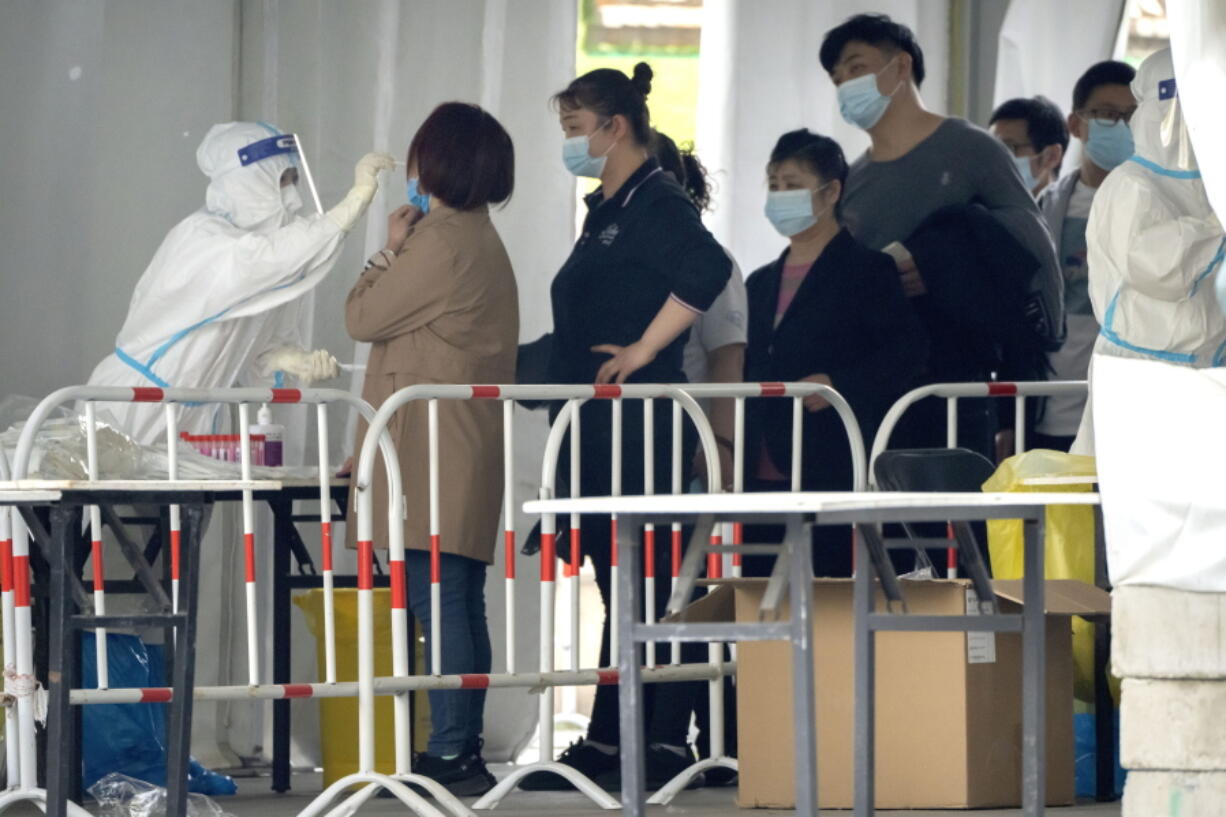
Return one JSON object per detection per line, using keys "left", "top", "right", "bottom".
{"left": 1073, "top": 711, "right": 1126, "bottom": 798}
{"left": 80, "top": 633, "right": 237, "bottom": 795}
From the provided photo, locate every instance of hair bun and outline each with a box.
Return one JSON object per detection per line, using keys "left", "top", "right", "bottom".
{"left": 631, "top": 62, "right": 654, "bottom": 98}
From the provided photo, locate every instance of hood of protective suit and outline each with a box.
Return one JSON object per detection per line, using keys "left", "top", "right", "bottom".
{"left": 1130, "top": 48, "right": 1198, "bottom": 174}
{"left": 198, "top": 122, "right": 302, "bottom": 231}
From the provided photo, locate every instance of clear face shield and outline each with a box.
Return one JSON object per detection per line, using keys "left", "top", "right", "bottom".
{"left": 1156, "top": 78, "right": 1198, "bottom": 173}
{"left": 1131, "top": 51, "right": 1200, "bottom": 176}
{"left": 238, "top": 132, "right": 325, "bottom": 214}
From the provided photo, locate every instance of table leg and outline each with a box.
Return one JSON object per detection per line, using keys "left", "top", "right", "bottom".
{"left": 271, "top": 497, "right": 293, "bottom": 793}
{"left": 617, "top": 513, "right": 645, "bottom": 817}
{"left": 166, "top": 502, "right": 205, "bottom": 817}
{"left": 1092, "top": 504, "right": 1115, "bottom": 801}
{"left": 159, "top": 506, "right": 176, "bottom": 682}
{"left": 853, "top": 525, "right": 875, "bottom": 817}
{"left": 1022, "top": 512, "right": 1047, "bottom": 817}
{"left": 789, "top": 516, "right": 818, "bottom": 816}
{"left": 29, "top": 510, "right": 50, "bottom": 790}
{"left": 46, "top": 504, "right": 80, "bottom": 817}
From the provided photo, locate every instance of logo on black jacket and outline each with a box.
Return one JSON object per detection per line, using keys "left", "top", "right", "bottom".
{"left": 598, "top": 224, "right": 620, "bottom": 246}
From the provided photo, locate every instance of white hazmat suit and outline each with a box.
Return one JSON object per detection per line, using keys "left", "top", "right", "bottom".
{"left": 1073, "top": 48, "right": 1226, "bottom": 455}
{"left": 1168, "top": 0, "right": 1226, "bottom": 235}
{"left": 87, "top": 122, "right": 393, "bottom": 444}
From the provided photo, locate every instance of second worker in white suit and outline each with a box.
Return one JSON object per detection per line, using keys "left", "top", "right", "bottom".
{"left": 1074, "top": 48, "right": 1226, "bottom": 455}
{"left": 87, "top": 122, "right": 395, "bottom": 444}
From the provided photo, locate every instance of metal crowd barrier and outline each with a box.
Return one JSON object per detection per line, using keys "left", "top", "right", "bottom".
{"left": 0, "top": 380, "right": 868, "bottom": 817}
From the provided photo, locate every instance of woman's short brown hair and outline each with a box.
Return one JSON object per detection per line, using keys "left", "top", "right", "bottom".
{"left": 408, "top": 102, "right": 514, "bottom": 210}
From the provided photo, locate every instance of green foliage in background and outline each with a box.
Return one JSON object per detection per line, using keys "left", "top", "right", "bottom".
{"left": 576, "top": 0, "right": 701, "bottom": 146}
{"left": 579, "top": 0, "right": 700, "bottom": 57}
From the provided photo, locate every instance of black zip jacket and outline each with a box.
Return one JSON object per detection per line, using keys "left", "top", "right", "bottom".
{"left": 744, "top": 229, "right": 929, "bottom": 489}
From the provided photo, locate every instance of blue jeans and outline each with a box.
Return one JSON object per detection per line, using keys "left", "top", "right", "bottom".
{"left": 404, "top": 550, "right": 491, "bottom": 757}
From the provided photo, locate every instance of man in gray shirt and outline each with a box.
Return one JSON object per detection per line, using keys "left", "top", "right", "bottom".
{"left": 819, "top": 13, "right": 1063, "bottom": 454}
{"left": 820, "top": 14, "right": 1062, "bottom": 348}
{"left": 842, "top": 117, "right": 1059, "bottom": 286}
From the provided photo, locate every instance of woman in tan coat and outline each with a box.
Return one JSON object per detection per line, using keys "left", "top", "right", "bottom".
{"left": 345, "top": 102, "right": 517, "bottom": 796}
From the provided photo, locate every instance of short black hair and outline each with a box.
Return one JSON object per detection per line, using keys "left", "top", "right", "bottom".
{"left": 409, "top": 102, "right": 514, "bottom": 210}
{"left": 768, "top": 129, "right": 848, "bottom": 194}
{"left": 1072, "top": 60, "right": 1136, "bottom": 112}
{"left": 552, "top": 62, "right": 654, "bottom": 146}
{"left": 819, "top": 13, "right": 925, "bottom": 87}
{"left": 990, "top": 96, "right": 1070, "bottom": 157}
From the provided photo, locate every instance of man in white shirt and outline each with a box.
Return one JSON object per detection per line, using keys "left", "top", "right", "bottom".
{"left": 1034, "top": 61, "right": 1137, "bottom": 450}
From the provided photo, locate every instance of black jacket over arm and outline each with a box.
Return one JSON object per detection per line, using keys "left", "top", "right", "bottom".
{"left": 744, "top": 229, "right": 929, "bottom": 490}
{"left": 904, "top": 202, "right": 1047, "bottom": 384}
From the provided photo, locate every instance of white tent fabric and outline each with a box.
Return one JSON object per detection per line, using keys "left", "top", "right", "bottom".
{"left": 0, "top": 0, "right": 575, "bottom": 766}
{"left": 1094, "top": 356, "right": 1226, "bottom": 591}
{"left": 695, "top": 0, "right": 950, "bottom": 275}
{"left": 993, "top": 0, "right": 1126, "bottom": 115}
{"left": 991, "top": 0, "right": 1127, "bottom": 174}
{"left": 1167, "top": 0, "right": 1226, "bottom": 223}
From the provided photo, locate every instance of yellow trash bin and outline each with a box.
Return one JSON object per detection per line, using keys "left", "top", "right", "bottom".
{"left": 295, "top": 589, "right": 429, "bottom": 786}
{"left": 983, "top": 449, "right": 1114, "bottom": 703}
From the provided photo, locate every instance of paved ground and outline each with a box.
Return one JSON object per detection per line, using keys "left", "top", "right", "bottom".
{"left": 152, "top": 770, "right": 1123, "bottom": 817}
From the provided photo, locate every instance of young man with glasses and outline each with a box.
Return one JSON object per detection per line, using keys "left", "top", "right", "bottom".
{"left": 1032, "top": 60, "right": 1137, "bottom": 451}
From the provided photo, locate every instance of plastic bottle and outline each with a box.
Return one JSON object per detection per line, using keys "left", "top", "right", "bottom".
{"left": 250, "top": 404, "right": 284, "bottom": 467}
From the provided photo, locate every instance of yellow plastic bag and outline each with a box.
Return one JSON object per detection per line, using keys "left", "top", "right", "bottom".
{"left": 984, "top": 449, "right": 1105, "bottom": 702}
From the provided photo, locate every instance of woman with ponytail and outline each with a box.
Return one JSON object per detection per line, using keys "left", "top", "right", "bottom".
{"left": 521, "top": 62, "right": 731, "bottom": 793}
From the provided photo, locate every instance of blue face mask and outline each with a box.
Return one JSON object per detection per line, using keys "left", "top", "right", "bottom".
{"left": 407, "top": 177, "right": 431, "bottom": 213}
{"left": 837, "top": 58, "right": 900, "bottom": 131}
{"left": 562, "top": 120, "right": 614, "bottom": 178}
{"left": 1084, "top": 119, "right": 1135, "bottom": 172}
{"left": 1011, "top": 154, "right": 1040, "bottom": 194}
{"left": 765, "top": 186, "right": 829, "bottom": 237}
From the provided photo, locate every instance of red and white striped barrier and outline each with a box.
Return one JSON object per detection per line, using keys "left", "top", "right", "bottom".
{"left": 869, "top": 380, "right": 1089, "bottom": 577}
{"left": 298, "top": 383, "right": 724, "bottom": 816}
{"left": 312, "top": 381, "right": 857, "bottom": 813}
{"left": 0, "top": 380, "right": 867, "bottom": 817}
{"left": 0, "top": 386, "right": 408, "bottom": 817}
{"left": 538, "top": 382, "right": 865, "bottom": 808}
{"left": 65, "top": 663, "right": 728, "bottom": 705}
{"left": 0, "top": 454, "right": 20, "bottom": 792}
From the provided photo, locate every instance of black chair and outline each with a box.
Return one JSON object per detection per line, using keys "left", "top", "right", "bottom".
{"left": 873, "top": 447, "right": 997, "bottom": 496}
{"left": 872, "top": 448, "right": 999, "bottom": 604}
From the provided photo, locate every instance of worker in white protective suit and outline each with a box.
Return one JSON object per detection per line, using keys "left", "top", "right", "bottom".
{"left": 87, "top": 122, "right": 395, "bottom": 444}
{"left": 1072, "top": 48, "right": 1226, "bottom": 456}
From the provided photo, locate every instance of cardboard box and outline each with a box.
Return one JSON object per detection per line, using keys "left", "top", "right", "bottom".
{"left": 681, "top": 578, "right": 1109, "bottom": 809}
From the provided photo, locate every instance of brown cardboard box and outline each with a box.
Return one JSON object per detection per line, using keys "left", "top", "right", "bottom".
{"left": 685, "top": 578, "right": 1109, "bottom": 810}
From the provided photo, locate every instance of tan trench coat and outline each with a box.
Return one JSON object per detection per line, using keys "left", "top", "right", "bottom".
{"left": 345, "top": 204, "right": 518, "bottom": 563}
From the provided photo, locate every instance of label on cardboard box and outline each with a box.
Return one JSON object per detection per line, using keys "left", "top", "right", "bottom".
{"left": 965, "top": 587, "right": 997, "bottom": 664}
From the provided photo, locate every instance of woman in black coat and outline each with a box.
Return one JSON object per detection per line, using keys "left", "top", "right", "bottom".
{"left": 743, "top": 129, "right": 929, "bottom": 576}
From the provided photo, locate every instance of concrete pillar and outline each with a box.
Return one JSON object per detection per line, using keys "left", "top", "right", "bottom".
{"left": 1114, "top": 587, "right": 1226, "bottom": 817}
